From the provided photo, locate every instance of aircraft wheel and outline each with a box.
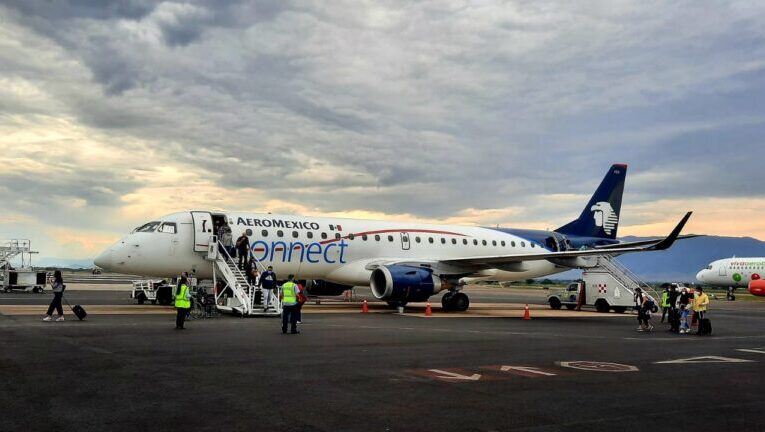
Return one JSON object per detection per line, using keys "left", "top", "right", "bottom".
{"left": 549, "top": 297, "right": 561, "bottom": 310}
{"left": 452, "top": 293, "right": 469, "bottom": 312}
{"left": 441, "top": 292, "right": 455, "bottom": 311}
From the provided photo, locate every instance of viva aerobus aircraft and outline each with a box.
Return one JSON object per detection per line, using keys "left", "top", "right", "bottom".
{"left": 95, "top": 164, "right": 693, "bottom": 311}
{"left": 696, "top": 258, "right": 765, "bottom": 296}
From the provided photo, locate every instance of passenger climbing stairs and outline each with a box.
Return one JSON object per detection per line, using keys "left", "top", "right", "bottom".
{"left": 210, "top": 242, "right": 281, "bottom": 317}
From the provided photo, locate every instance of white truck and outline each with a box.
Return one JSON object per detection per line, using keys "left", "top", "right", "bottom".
{"left": 547, "top": 269, "right": 656, "bottom": 313}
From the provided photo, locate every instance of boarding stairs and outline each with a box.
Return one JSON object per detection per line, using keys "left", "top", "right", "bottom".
{"left": 0, "top": 239, "right": 35, "bottom": 268}
{"left": 592, "top": 255, "right": 660, "bottom": 303}
{"left": 210, "top": 242, "right": 281, "bottom": 317}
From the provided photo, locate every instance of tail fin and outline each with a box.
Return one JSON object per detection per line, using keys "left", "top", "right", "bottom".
{"left": 556, "top": 164, "right": 627, "bottom": 240}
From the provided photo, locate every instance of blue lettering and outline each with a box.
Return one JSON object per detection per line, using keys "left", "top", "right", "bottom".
{"left": 338, "top": 240, "right": 349, "bottom": 264}
{"left": 323, "top": 243, "right": 338, "bottom": 264}
{"left": 305, "top": 242, "right": 322, "bottom": 263}
{"left": 287, "top": 242, "right": 304, "bottom": 262}
{"left": 250, "top": 241, "right": 269, "bottom": 262}
{"left": 269, "top": 241, "right": 288, "bottom": 262}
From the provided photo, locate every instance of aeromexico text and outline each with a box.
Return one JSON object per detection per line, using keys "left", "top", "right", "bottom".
{"left": 236, "top": 217, "right": 321, "bottom": 231}
{"left": 235, "top": 217, "right": 347, "bottom": 264}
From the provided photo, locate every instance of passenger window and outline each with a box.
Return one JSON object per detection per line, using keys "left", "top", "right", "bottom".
{"left": 511, "top": 241, "right": 516, "bottom": 247}
{"left": 451, "top": 238, "right": 457, "bottom": 245}
{"left": 441, "top": 238, "right": 446, "bottom": 244}
{"left": 335, "top": 233, "right": 341, "bottom": 240}
{"left": 463, "top": 239, "right": 468, "bottom": 245}
{"left": 277, "top": 230, "right": 284, "bottom": 237}
{"left": 321, "top": 232, "right": 327, "bottom": 240}
{"left": 492, "top": 240, "right": 497, "bottom": 246}
{"left": 307, "top": 232, "right": 313, "bottom": 239}
{"left": 501, "top": 241, "right": 505, "bottom": 247}
{"left": 531, "top": 243, "right": 535, "bottom": 248}
{"left": 375, "top": 234, "right": 381, "bottom": 241}
{"left": 348, "top": 233, "right": 355, "bottom": 240}
{"left": 292, "top": 231, "right": 299, "bottom": 238}
{"left": 387, "top": 235, "right": 394, "bottom": 242}
{"left": 482, "top": 240, "right": 487, "bottom": 246}
{"left": 261, "top": 230, "right": 268, "bottom": 237}
{"left": 158, "top": 223, "right": 177, "bottom": 234}
{"left": 415, "top": 236, "right": 421, "bottom": 243}
{"left": 521, "top": 241, "right": 526, "bottom": 247}
{"left": 362, "top": 234, "right": 367, "bottom": 241}
{"left": 428, "top": 237, "right": 434, "bottom": 244}
{"left": 473, "top": 239, "right": 478, "bottom": 246}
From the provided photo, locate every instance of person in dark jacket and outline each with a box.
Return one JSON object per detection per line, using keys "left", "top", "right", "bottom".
{"left": 258, "top": 266, "right": 277, "bottom": 312}
{"left": 236, "top": 232, "right": 250, "bottom": 270}
{"left": 43, "top": 270, "right": 65, "bottom": 322}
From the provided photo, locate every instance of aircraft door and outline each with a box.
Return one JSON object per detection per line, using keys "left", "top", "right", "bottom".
{"left": 718, "top": 264, "right": 727, "bottom": 277}
{"left": 191, "top": 211, "right": 214, "bottom": 253}
{"left": 401, "top": 232, "right": 410, "bottom": 251}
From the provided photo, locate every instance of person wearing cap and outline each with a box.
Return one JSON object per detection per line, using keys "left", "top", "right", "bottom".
{"left": 279, "top": 274, "right": 302, "bottom": 334}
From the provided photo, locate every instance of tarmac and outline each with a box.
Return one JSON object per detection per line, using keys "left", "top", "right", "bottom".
{"left": 2, "top": 284, "right": 764, "bottom": 432}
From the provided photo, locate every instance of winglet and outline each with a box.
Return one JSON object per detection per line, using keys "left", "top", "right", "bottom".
{"left": 651, "top": 212, "right": 693, "bottom": 251}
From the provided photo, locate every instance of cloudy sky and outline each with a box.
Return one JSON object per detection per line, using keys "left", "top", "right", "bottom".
{"left": 2, "top": 0, "right": 765, "bottom": 261}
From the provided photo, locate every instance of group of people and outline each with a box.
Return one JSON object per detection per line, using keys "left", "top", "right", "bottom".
{"left": 215, "top": 221, "right": 251, "bottom": 271}
{"left": 634, "top": 284, "right": 710, "bottom": 334}
{"left": 170, "top": 265, "right": 305, "bottom": 334}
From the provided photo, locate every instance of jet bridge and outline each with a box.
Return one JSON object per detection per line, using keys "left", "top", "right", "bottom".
{"left": 205, "top": 240, "right": 281, "bottom": 317}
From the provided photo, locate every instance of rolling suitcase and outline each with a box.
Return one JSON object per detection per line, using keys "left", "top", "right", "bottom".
{"left": 64, "top": 296, "right": 88, "bottom": 321}
{"left": 698, "top": 318, "right": 712, "bottom": 335}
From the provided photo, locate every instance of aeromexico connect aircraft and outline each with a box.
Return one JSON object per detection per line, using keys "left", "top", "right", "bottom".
{"left": 696, "top": 258, "right": 765, "bottom": 296}
{"left": 95, "top": 164, "right": 693, "bottom": 311}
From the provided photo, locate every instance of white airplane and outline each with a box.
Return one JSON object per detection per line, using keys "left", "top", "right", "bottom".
{"left": 95, "top": 164, "right": 693, "bottom": 311}
{"left": 696, "top": 258, "right": 765, "bottom": 296}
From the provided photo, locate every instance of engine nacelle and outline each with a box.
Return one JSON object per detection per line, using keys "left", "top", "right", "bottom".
{"left": 370, "top": 265, "right": 442, "bottom": 302}
{"left": 749, "top": 280, "right": 765, "bottom": 296}
{"left": 304, "top": 280, "right": 352, "bottom": 297}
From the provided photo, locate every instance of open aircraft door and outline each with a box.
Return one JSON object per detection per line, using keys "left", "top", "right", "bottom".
{"left": 191, "top": 211, "right": 214, "bottom": 253}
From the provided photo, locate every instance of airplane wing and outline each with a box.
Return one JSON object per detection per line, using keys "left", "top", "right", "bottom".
{"left": 441, "top": 212, "right": 693, "bottom": 267}
{"left": 594, "top": 233, "right": 702, "bottom": 250}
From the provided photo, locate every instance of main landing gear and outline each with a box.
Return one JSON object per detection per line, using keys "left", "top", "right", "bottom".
{"left": 441, "top": 291, "right": 469, "bottom": 312}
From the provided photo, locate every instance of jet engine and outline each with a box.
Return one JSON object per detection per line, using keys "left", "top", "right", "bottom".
{"left": 749, "top": 279, "right": 765, "bottom": 296}
{"left": 369, "top": 265, "right": 442, "bottom": 302}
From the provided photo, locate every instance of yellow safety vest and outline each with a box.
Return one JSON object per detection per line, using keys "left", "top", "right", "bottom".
{"left": 282, "top": 281, "right": 297, "bottom": 305}
{"left": 175, "top": 284, "right": 191, "bottom": 309}
{"left": 661, "top": 291, "right": 670, "bottom": 308}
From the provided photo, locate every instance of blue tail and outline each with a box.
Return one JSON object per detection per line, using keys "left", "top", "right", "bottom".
{"left": 556, "top": 164, "right": 627, "bottom": 240}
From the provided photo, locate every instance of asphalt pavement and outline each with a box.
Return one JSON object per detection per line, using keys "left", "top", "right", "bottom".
{"left": 1, "top": 286, "right": 764, "bottom": 432}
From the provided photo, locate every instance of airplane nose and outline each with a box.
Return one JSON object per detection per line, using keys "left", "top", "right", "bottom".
{"left": 94, "top": 249, "right": 112, "bottom": 270}
{"left": 696, "top": 270, "right": 705, "bottom": 282}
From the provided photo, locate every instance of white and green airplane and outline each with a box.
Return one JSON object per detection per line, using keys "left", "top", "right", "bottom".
{"left": 696, "top": 258, "right": 765, "bottom": 296}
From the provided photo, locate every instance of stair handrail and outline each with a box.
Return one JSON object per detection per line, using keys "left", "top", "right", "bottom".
{"left": 599, "top": 255, "right": 660, "bottom": 302}
{"left": 215, "top": 242, "right": 253, "bottom": 312}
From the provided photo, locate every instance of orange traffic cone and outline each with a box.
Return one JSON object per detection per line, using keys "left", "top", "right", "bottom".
{"left": 425, "top": 302, "right": 432, "bottom": 317}
{"left": 362, "top": 299, "right": 369, "bottom": 313}
{"left": 523, "top": 304, "right": 531, "bottom": 320}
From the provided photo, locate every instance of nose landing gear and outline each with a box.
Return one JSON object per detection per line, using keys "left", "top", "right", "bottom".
{"left": 441, "top": 291, "right": 470, "bottom": 312}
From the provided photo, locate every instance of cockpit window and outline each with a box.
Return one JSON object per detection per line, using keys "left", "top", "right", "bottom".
{"left": 158, "top": 222, "right": 177, "bottom": 234}
{"left": 134, "top": 221, "right": 161, "bottom": 233}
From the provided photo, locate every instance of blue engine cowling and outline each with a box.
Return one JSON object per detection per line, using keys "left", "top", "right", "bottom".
{"left": 370, "top": 265, "right": 442, "bottom": 302}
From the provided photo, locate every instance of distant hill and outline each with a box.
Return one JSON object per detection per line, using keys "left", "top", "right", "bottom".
{"left": 33, "top": 258, "right": 95, "bottom": 269}
{"left": 550, "top": 236, "right": 765, "bottom": 283}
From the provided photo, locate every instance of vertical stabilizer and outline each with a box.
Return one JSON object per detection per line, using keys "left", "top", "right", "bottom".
{"left": 556, "top": 164, "right": 627, "bottom": 240}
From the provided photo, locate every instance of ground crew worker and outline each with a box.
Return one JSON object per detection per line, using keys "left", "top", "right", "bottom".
{"left": 692, "top": 286, "right": 710, "bottom": 322}
{"left": 175, "top": 274, "right": 192, "bottom": 330}
{"left": 258, "top": 265, "right": 277, "bottom": 312}
{"left": 660, "top": 286, "right": 670, "bottom": 323}
{"left": 279, "top": 274, "right": 302, "bottom": 334}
